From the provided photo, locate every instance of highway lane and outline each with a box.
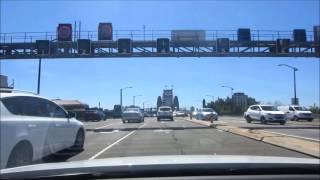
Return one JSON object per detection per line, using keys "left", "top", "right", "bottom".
{"left": 39, "top": 117, "right": 315, "bottom": 165}
{"left": 218, "top": 116, "right": 320, "bottom": 141}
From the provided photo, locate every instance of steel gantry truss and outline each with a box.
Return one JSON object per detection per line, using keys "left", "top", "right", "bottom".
{"left": 0, "top": 28, "right": 319, "bottom": 59}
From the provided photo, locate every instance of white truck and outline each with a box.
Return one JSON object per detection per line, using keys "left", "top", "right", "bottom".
{"left": 277, "top": 105, "right": 314, "bottom": 122}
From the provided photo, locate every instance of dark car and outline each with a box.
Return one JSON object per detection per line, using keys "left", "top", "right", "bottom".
{"left": 85, "top": 110, "right": 103, "bottom": 121}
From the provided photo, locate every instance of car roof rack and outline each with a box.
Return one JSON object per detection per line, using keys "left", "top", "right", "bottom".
{"left": 0, "top": 88, "right": 38, "bottom": 95}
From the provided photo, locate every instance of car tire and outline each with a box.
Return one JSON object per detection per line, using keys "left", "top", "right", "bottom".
{"left": 293, "top": 116, "right": 299, "bottom": 121}
{"left": 7, "top": 141, "right": 33, "bottom": 168}
{"left": 246, "top": 116, "right": 252, "bottom": 123}
{"left": 157, "top": 118, "right": 160, "bottom": 121}
{"left": 308, "top": 119, "right": 313, "bottom": 122}
{"left": 261, "top": 117, "right": 267, "bottom": 124}
{"left": 71, "top": 129, "right": 85, "bottom": 152}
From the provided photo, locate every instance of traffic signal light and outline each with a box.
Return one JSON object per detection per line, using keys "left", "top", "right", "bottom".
{"left": 237, "top": 28, "right": 251, "bottom": 42}
{"left": 98, "top": 23, "right": 113, "bottom": 40}
{"left": 157, "top": 38, "right": 170, "bottom": 53}
{"left": 57, "top": 24, "right": 72, "bottom": 41}
{"left": 276, "top": 39, "right": 290, "bottom": 53}
{"left": 216, "top": 38, "right": 230, "bottom": 53}
{"left": 77, "top": 39, "right": 91, "bottom": 54}
{"left": 36, "top": 40, "right": 50, "bottom": 55}
{"left": 293, "top": 29, "right": 306, "bottom": 42}
{"left": 118, "top": 38, "right": 132, "bottom": 53}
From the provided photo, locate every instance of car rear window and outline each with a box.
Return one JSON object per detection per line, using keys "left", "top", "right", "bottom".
{"left": 160, "top": 107, "right": 171, "bottom": 111}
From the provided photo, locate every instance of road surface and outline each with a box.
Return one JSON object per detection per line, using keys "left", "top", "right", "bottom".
{"left": 41, "top": 117, "right": 317, "bottom": 164}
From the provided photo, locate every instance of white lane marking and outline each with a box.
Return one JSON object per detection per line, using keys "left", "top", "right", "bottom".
{"left": 261, "top": 130, "right": 320, "bottom": 142}
{"left": 94, "top": 123, "right": 115, "bottom": 130}
{"left": 89, "top": 123, "right": 147, "bottom": 160}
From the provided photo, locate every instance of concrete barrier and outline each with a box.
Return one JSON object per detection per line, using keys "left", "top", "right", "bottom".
{"left": 180, "top": 117, "right": 320, "bottom": 158}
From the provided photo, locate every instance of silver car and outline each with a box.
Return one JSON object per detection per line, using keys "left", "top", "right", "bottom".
{"left": 195, "top": 108, "right": 218, "bottom": 121}
{"left": 122, "top": 107, "right": 144, "bottom": 123}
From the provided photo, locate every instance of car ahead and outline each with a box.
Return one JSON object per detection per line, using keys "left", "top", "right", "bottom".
{"left": 173, "top": 110, "right": 187, "bottom": 117}
{"left": 244, "top": 105, "right": 286, "bottom": 125}
{"left": 122, "top": 107, "right": 144, "bottom": 123}
{"left": 195, "top": 108, "right": 218, "bottom": 121}
{"left": 0, "top": 88, "right": 85, "bottom": 169}
{"left": 157, "top": 106, "right": 173, "bottom": 121}
{"left": 278, "top": 105, "right": 314, "bottom": 122}
{"left": 84, "top": 110, "right": 103, "bottom": 122}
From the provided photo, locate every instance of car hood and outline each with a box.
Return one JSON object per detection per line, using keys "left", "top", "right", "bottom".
{"left": 1, "top": 155, "right": 318, "bottom": 179}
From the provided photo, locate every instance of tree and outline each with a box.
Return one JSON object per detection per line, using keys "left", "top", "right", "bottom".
{"left": 202, "top": 99, "right": 206, "bottom": 108}
{"left": 157, "top": 96, "right": 162, "bottom": 109}
{"left": 173, "top": 96, "right": 179, "bottom": 110}
{"left": 190, "top": 106, "right": 195, "bottom": 112}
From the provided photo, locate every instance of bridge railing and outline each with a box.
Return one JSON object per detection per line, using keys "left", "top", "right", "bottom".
{"left": 0, "top": 29, "right": 316, "bottom": 44}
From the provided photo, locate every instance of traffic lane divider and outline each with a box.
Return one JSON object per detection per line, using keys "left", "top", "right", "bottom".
{"left": 179, "top": 117, "right": 320, "bottom": 158}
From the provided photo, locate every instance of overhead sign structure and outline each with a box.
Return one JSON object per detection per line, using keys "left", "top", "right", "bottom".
{"left": 36, "top": 40, "right": 50, "bottom": 55}
{"left": 117, "top": 38, "right": 132, "bottom": 54}
{"left": 157, "top": 38, "right": 170, "bottom": 53}
{"left": 171, "top": 30, "right": 206, "bottom": 42}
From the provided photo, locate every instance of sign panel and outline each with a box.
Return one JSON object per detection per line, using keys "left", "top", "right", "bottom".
{"left": 171, "top": 30, "right": 205, "bottom": 42}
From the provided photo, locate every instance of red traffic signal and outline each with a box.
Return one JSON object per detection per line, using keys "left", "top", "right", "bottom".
{"left": 57, "top": 24, "right": 72, "bottom": 41}
{"left": 98, "top": 23, "right": 113, "bottom": 40}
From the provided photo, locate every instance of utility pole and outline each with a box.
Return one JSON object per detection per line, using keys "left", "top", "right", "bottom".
{"left": 278, "top": 64, "right": 299, "bottom": 105}
{"left": 37, "top": 58, "right": 42, "bottom": 94}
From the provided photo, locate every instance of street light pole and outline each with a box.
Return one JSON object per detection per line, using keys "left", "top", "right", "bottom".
{"left": 133, "top": 94, "right": 142, "bottom": 106}
{"left": 221, "top": 85, "right": 234, "bottom": 97}
{"left": 278, "top": 64, "right": 298, "bottom": 105}
{"left": 37, "top": 58, "right": 42, "bottom": 94}
{"left": 120, "top": 86, "right": 132, "bottom": 113}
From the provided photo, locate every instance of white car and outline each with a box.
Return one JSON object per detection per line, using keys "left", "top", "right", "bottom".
{"left": 0, "top": 89, "right": 85, "bottom": 169}
{"left": 195, "top": 108, "right": 218, "bottom": 121}
{"left": 278, "top": 105, "right": 314, "bottom": 122}
{"left": 157, "top": 106, "right": 173, "bottom": 121}
{"left": 244, "top": 105, "right": 286, "bottom": 125}
{"left": 122, "top": 107, "right": 144, "bottom": 123}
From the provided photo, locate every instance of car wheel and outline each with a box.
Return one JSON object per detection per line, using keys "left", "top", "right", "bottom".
{"left": 246, "top": 116, "right": 252, "bottom": 123}
{"left": 71, "top": 129, "right": 85, "bottom": 152}
{"left": 293, "top": 116, "right": 299, "bottom": 121}
{"left": 308, "top": 119, "right": 313, "bottom": 122}
{"left": 157, "top": 118, "right": 160, "bottom": 121}
{"left": 7, "top": 141, "right": 33, "bottom": 168}
{"left": 261, "top": 117, "right": 267, "bottom": 124}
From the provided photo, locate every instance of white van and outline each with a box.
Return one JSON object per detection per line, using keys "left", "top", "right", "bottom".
{"left": 277, "top": 105, "right": 314, "bottom": 121}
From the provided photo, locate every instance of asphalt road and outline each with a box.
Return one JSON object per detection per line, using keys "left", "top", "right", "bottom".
{"left": 41, "top": 117, "right": 316, "bottom": 164}
{"left": 218, "top": 116, "right": 320, "bottom": 141}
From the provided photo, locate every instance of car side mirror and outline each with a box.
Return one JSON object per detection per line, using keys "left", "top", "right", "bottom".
{"left": 67, "top": 111, "right": 76, "bottom": 118}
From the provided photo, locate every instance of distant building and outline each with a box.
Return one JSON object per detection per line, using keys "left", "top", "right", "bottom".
{"left": 162, "top": 89, "right": 173, "bottom": 107}
{"left": 232, "top": 92, "right": 248, "bottom": 111}
{"left": 52, "top": 99, "right": 89, "bottom": 120}
{"left": 0, "top": 75, "right": 13, "bottom": 89}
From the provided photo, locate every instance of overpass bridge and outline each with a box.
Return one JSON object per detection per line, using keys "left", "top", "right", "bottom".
{"left": 1, "top": 27, "right": 319, "bottom": 59}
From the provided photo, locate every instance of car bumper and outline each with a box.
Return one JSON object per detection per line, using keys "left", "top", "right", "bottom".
{"left": 158, "top": 116, "right": 173, "bottom": 119}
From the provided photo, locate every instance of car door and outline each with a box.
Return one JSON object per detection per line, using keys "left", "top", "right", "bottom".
{"left": 45, "top": 100, "right": 75, "bottom": 150}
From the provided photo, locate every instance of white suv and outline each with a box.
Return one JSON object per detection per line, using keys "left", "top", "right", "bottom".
{"left": 244, "top": 105, "right": 286, "bottom": 125}
{"left": 278, "top": 105, "right": 314, "bottom": 122}
{"left": 0, "top": 89, "right": 85, "bottom": 169}
{"left": 157, "top": 106, "right": 173, "bottom": 121}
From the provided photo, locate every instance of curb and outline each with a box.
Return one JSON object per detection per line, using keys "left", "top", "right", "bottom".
{"left": 180, "top": 118, "right": 320, "bottom": 158}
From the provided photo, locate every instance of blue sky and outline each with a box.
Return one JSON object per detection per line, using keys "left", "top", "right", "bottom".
{"left": 1, "top": 0, "right": 319, "bottom": 109}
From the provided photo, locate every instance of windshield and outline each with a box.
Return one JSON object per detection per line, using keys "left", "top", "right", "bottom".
{"left": 125, "top": 108, "right": 139, "bottom": 112}
{"left": 293, "top": 106, "right": 308, "bottom": 111}
{"left": 1, "top": 0, "right": 319, "bottom": 175}
{"left": 160, "top": 107, "right": 171, "bottom": 111}
{"left": 261, "top": 106, "right": 278, "bottom": 111}
{"left": 202, "top": 108, "right": 214, "bottom": 112}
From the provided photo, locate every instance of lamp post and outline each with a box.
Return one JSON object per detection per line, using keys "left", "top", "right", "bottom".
{"left": 133, "top": 94, "right": 142, "bottom": 106}
{"left": 120, "top": 86, "right": 132, "bottom": 113}
{"left": 221, "top": 85, "right": 234, "bottom": 97}
{"left": 278, "top": 64, "right": 299, "bottom": 105}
